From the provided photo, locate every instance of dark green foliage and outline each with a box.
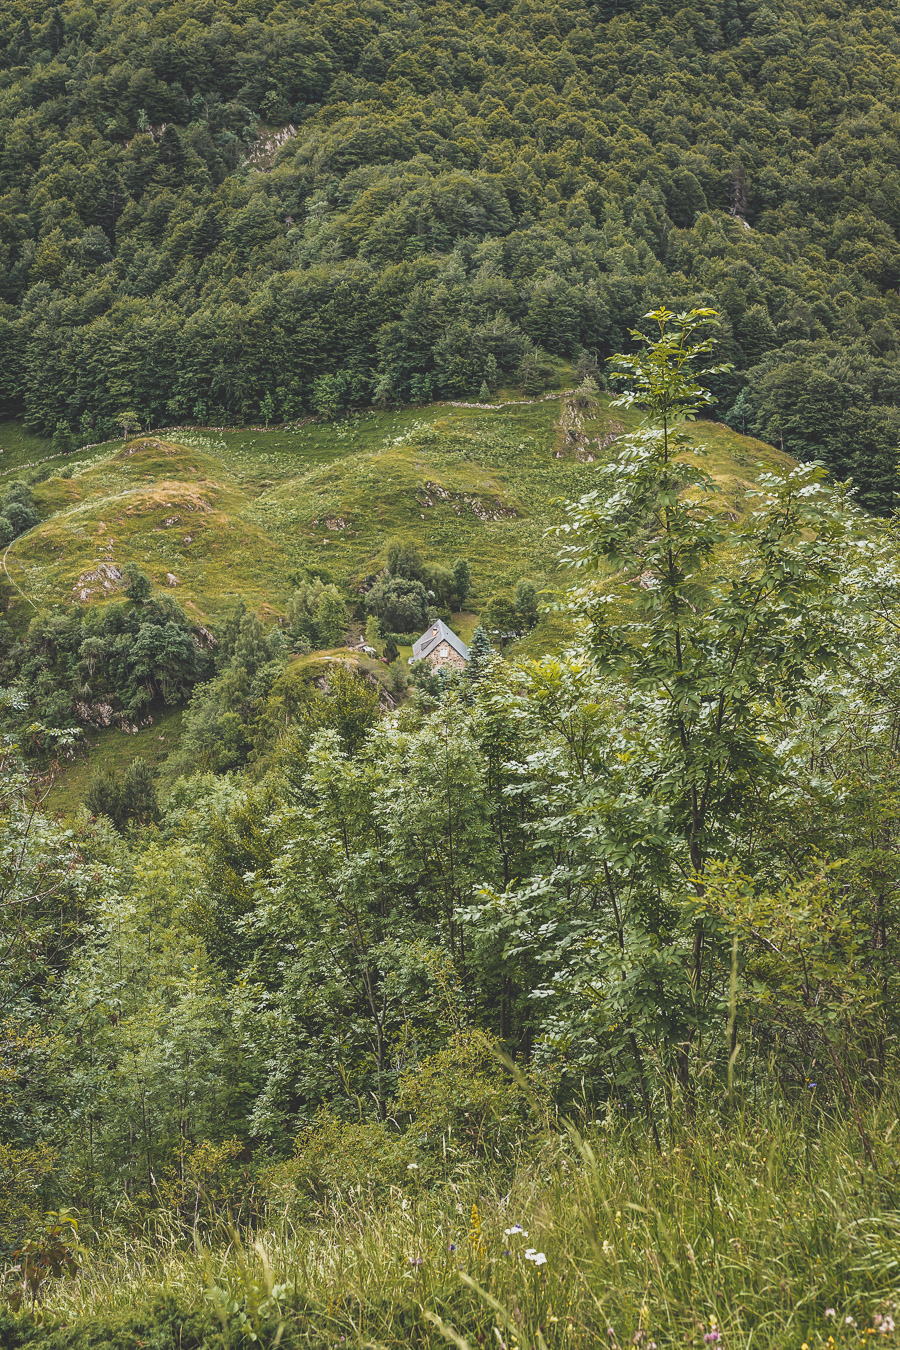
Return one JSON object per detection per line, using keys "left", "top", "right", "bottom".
{"left": 466, "top": 625, "right": 493, "bottom": 679}
{"left": 380, "top": 542, "right": 471, "bottom": 613}
{"left": 122, "top": 564, "right": 151, "bottom": 603}
{"left": 482, "top": 576, "right": 541, "bottom": 641}
{"left": 452, "top": 559, "right": 471, "bottom": 608}
{"left": 365, "top": 576, "right": 430, "bottom": 634}
{"left": 0, "top": 483, "right": 39, "bottom": 547}
{"left": 0, "top": 598, "right": 211, "bottom": 733}
{"left": 1, "top": 0, "right": 900, "bottom": 503}
{"left": 385, "top": 539, "right": 423, "bottom": 581}
{"left": 514, "top": 579, "right": 539, "bottom": 630}
{"left": 83, "top": 769, "right": 120, "bottom": 826}
{"left": 0, "top": 1297, "right": 228, "bottom": 1349}
{"left": 172, "top": 612, "right": 285, "bottom": 774}
{"left": 85, "top": 757, "right": 159, "bottom": 831}
{"left": 285, "top": 582, "right": 348, "bottom": 650}
{"left": 314, "top": 664, "right": 382, "bottom": 755}
{"left": 727, "top": 342, "right": 900, "bottom": 512}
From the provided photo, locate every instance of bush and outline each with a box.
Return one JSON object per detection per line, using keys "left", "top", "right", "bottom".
{"left": 365, "top": 576, "right": 429, "bottom": 633}
{"left": 285, "top": 581, "right": 347, "bottom": 649}
{"left": 394, "top": 1030, "right": 543, "bottom": 1161}
{"left": 514, "top": 578, "right": 539, "bottom": 629}
{"left": 262, "top": 1111, "right": 424, "bottom": 1219}
{"left": 482, "top": 593, "right": 519, "bottom": 638}
{"left": 123, "top": 563, "right": 151, "bottom": 602}
{"left": 386, "top": 657, "right": 407, "bottom": 693}
{"left": 0, "top": 483, "right": 39, "bottom": 539}
{"left": 385, "top": 538, "right": 423, "bottom": 580}
{"left": 364, "top": 615, "right": 382, "bottom": 652}
{"left": 85, "top": 758, "right": 159, "bottom": 831}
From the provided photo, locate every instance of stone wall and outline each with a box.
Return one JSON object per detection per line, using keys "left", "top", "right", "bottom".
{"left": 426, "top": 641, "right": 467, "bottom": 671}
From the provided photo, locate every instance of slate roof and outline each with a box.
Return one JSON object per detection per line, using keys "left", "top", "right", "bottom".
{"left": 412, "top": 620, "right": 470, "bottom": 664}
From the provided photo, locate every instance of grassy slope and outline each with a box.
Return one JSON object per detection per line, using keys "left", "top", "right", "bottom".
{"left": 46, "top": 708, "right": 184, "bottom": 812}
{"left": 4, "top": 400, "right": 793, "bottom": 628}
{"left": 0, "top": 400, "right": 794, "bottom": 811}
{"left": 12, "top": 1095, "right": 900, "bottom": 1350}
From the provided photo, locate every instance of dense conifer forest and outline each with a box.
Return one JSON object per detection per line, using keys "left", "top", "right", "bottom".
{"left": 1, "top": 3, "right": 900, "bottom": 1348}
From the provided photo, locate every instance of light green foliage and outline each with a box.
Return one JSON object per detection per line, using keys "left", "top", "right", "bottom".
{"left": 63, "top": 839, "right": 249, "bottom": 1210}
{"left": 0, "top": 403, "right": 785, "bottom": 660}
{"left": 394, "top": 1030, "right": 541, "bottom": 1161}
{"left": 9, "top": 1101, "right": 900, "bottom": 1348}
{"left": 262, "top": 1110, "right": 421, "bottom": 1219}
{"left": 6, "top": 308, "right": 900, "bottom": 1345}
{"left": 496, "top": 310, "right": 855, "bottom": 1099}
{"left": 285, "top": 579, "right": 338, "bottom": 648}
{"left": 482, "top": 594, "right": 518, "bottom": 639}
{"left": 364, "top": 615, "right": 382, "bottom": 653}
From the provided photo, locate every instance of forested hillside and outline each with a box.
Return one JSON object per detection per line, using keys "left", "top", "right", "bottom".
{"left": 2, "top": 0, "right": 900, "bottom": 506}
{"left": 3, "top": 0, "right": 900, "bottom": 1342}
{"left": 2, "top": 308, "right": 900, "bottom": 1347}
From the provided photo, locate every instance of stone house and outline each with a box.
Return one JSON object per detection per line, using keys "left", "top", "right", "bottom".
{"left": 411, "top": 620, "right": 470, "bottom": 671}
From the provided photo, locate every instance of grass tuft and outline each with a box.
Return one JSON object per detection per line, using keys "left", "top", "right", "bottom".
{"left": 18, "top": 1097, "right": 900, "bottom": 1350}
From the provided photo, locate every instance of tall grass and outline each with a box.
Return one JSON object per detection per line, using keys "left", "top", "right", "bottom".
{"left": 25, "top": 1093, "right": 900, "bottom": 1350}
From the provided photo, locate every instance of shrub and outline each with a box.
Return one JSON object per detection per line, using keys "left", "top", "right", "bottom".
{"left": 285, "top": 581, "right": 347, "bottom": 649}
{"left": 394, "top": 1030, "right": 543, "bottom": 1161}
{"left": 262, "top": 1111, "right": 423, "bottom": 1219}
{"left": 514, "top": 578, "right": 539, "bottom": 629}
{"left": 482, "top": 593, "right": 519, "bottom": 639}
{"left": 365, "top": 576, "right": 429, "bottom": 633}
{"left": 85, "top": 758, "right": 159, "bottom": 831}
{"left": 123, "top": 563, "right": 151, "bottom": 602}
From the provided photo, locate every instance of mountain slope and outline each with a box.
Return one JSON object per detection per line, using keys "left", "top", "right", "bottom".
{"left": 1, "top": 0, "right": 899, "bottom": 506}
{"left": 4, "top": 393, "right": 794, "bottom": 634}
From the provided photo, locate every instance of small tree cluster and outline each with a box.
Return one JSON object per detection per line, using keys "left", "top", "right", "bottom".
{"left": 481, "top": 578, "right": 540, "bottom": 642}
{"left": 286, "top": 580, "right": 348, "bottom": 650}
{"left": 173, "top": 609, "right": 287, "bottom": 774}
{"left": 0, "top": 482, "right": 39, "bottom": 549}
{"left": 85, "top": 757, "right": 159, "bottom": 831}
{"left": 365, "top": 541, "right": 472, "bottom": 635}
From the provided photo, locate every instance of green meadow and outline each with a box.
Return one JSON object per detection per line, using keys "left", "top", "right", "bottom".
{"left": 2, "top": 397, "right": 793, "bottom": 633}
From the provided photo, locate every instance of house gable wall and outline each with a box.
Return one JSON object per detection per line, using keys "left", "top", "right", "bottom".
{"left": 425, "top": 640, "right": 467, "bottom": 671}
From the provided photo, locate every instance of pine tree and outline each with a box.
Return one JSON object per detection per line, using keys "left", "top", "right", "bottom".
{"left": 119, "top": 758, "right": 159, "bottom": 828}
{"left": 514, "top": 578, "right": 539, "bottom": 629}
{"left": 466, "top": 625, "right": 493, "bottom": 680}
{"left": 452, "top": 559, "right": 471, "bottom": 608}
{"left": 315, "top": 589, "right": 348, "bottom": 647}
